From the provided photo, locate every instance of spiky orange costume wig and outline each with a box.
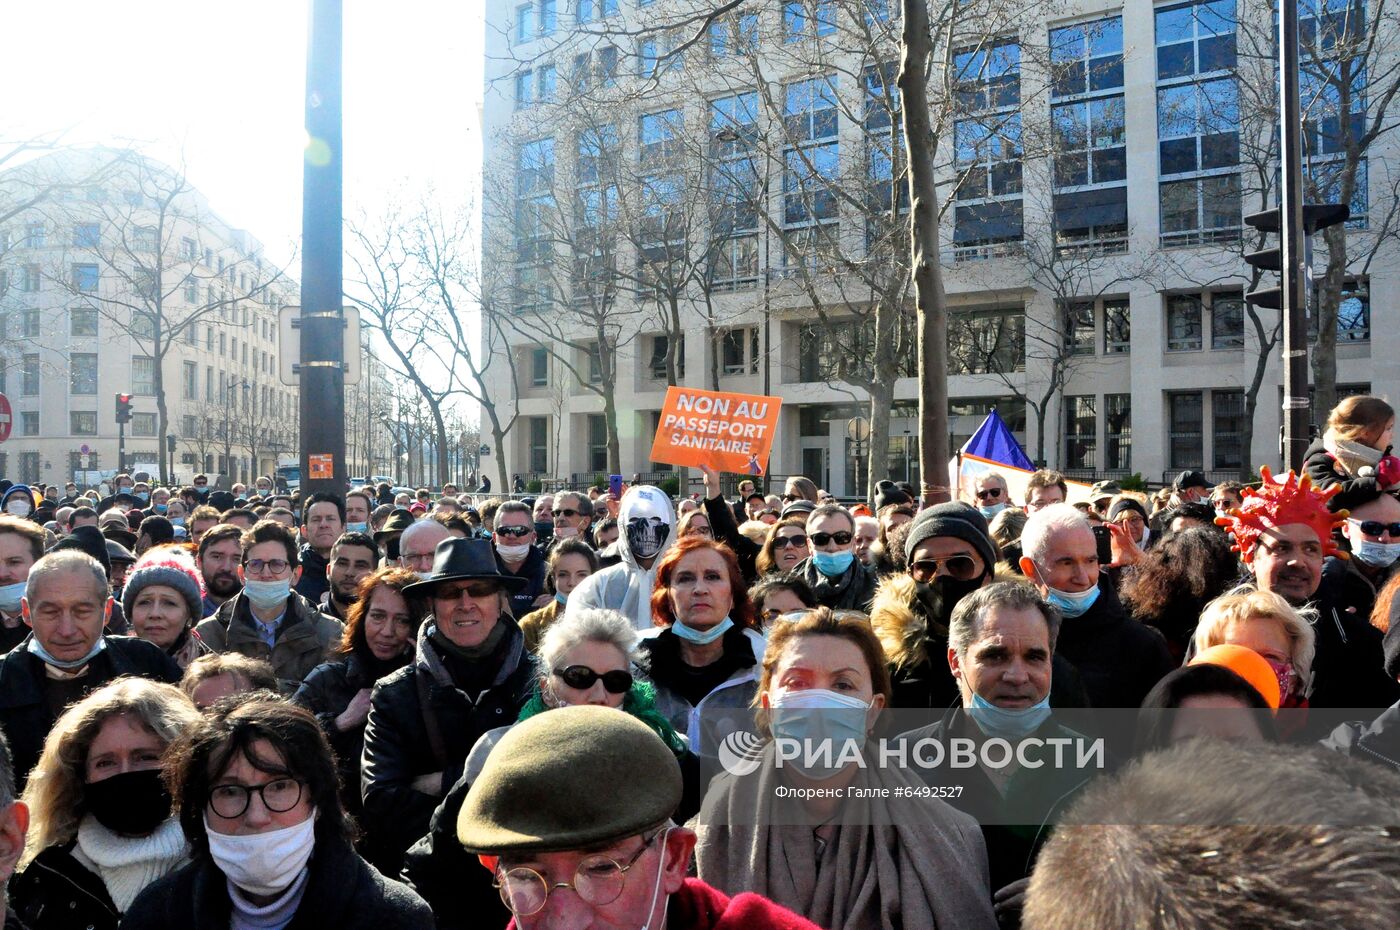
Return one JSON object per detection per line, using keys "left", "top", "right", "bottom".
{"left": 1214, "top": 466, "right": 1348, "bottom": 564}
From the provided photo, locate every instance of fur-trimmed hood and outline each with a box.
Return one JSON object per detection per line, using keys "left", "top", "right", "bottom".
{"left": 870, "top": 566, "right": 1030, "bottom": 673}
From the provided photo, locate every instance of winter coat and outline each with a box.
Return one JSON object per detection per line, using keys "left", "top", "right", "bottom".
{"left": 638, "top": 626, "right": 766, "bottom": 757}
{"left": 496, "top": 544, "right": 547, "bottom": 619}
{"left": 870, "top": 573, "right": 1089, "bottom": 710}
{"left": 1303, "top": 436, "right": 1391, "bottom": 512}
{"left": 705, "top": 494, "right": 760, "bottom": 585}
{"left": 790, "top": 555, "right": 878, "bottom": 612}
{"left": 1302, "top": 576, "right": 1400, "bottom": 711}
{"left": 596, "top": 878, "right": 826, "bottom": 930}
{"left": 567, "top": 485, "right": 678, "bottom": 629}
{"left": 292, "top": 650, "right": 409, "bottom": 818}
{"left": 359, "top": 619, "right": 535, "bottom": 875}
{"left": 193, "top": 589, "right": 343, "bottom": 694}
{"left": 517, "top": 598, "right": 562, "bottom": 653}
{"left": 294, "top": 544, "right": 331, "bottom": 605}
{"left": 0, "top": 635, "right": 180, "bottom": 791}
{"left": 11, "top": 843, "right": 118, "bottom": 930}
{"left": 121, "top": 833, "right": 433, "bottom": 930}
{"left": 1052, "top": 582, "right": 1175, "bottom": 709}
{"left": 1321, "top": 700, "right": 1400, "bottom": 771}
{"left": 1321, "top": 553, "right": 1395, "bottom": 626}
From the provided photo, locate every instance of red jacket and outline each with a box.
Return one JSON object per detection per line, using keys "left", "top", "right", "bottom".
{"left": 508, "top": 877, "right": 825, "bottom": 930}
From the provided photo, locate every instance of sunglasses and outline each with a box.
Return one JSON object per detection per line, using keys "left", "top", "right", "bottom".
{"left": 439, "top": 582, "right": 503, "bottom": 599}
{"left": 555, "top": 665, "right": 633, "bottom": 694}
{"left": 810, "top": 531, "right": 853, "bottom": 547}
{"left": 781, "top": 494, "right": 801, "bottom": 502}
{"left": 773, "top": 534, "right": 809, "bottom": 549}
{"left": 1350, "top": 518, "right": 1400, "bottom": 537}
{"left": 975, "top": 489, "right": 1003, "bottom": 500}
{"left": 495, "top": 525, "right": 533, "bottom": 538}
{"left": 909, "top": 555, "right": 981, "bottom": 582}
{"left": 551, "top": 508, "right": 580, "bottom": 518}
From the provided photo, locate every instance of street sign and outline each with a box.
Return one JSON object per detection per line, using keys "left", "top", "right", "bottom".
{"left": 80, "top": 444, "right": 91, "bottom": 455}
{"left": 0, "top": 394, "right": 11, "bottom": 444}
{"left": 480, "top": 444, "right": 491, "bottom": 457}
{"left": 277, "top": 306, "right": 362, "bottom": 386}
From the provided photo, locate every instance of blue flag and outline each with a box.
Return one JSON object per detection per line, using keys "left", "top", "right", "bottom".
{"left": 962, "top": 409, "right": 1034, "bottom": 471}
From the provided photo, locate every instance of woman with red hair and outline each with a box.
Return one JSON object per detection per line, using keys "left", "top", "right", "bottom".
{"left": 638, "top": 537, "right": 766, "bottom": 752}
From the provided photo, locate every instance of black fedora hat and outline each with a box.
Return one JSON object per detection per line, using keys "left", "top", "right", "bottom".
{"left": 374, "top": 507, "right": 416, "bottom": 544}
{"left": 403, "top": 538, "right": 528, "bottom": 599}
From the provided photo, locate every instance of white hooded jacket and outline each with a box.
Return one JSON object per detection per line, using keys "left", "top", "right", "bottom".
{"left": 565, "top": 485, "right": 677, "bottom": 630}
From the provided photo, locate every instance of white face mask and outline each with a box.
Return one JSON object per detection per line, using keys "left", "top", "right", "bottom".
{"left": 495, "top": 542, "right": 531, "bottom": 562}
{"left": 5, "top": 500, "right": 30, "bottom": 517}
{"left": 205, "top": 811, "right": 317, "bottom": 898}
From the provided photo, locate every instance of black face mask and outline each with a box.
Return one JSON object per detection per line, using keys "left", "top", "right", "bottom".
{"left": 913, "top": 574, "right": 986, "bottom": 633}
{"left": 534, "top": 521, "right": 555, "bottom": 542}
{"left": 85, "top": 768, "right": 172, "bottom": 836}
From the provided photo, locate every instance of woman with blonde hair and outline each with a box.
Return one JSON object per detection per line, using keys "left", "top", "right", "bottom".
{"left": 1194, "top": 586, "right": 1317, "bottom": 712}
{"left": 10, "top": 678, "right": 201, "bottom": 929}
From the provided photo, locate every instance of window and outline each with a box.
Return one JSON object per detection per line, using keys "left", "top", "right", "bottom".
{"left": 1064, "top": 300, "right": 1096, "bottom": 355}
{"left": 131, "top": 311, "right": 154, "bottom": 339}
{"left": 21, "top": 355, "right": 39, "bottom": 396}
{"left": 536, "top": 65, "right": 556, "bottom": 102}
{"left": 538, "top": 0, "right": 556, "bottom": 34}
{"left": 710, "top": 92, "right": 760, "bottom": 244}
{"left": 1064, "top": 395, "right": 1097, "bottom": 470}
{"left": 1168, "top": 391, "right": 1205, "bottom": 468}
{"left": 1167, "top": 293, "right": 1203, "bottom": 351}
{"left": 865, "top": 63, "right": 907, "bottom": 218}
{"left": 183, "top": 361, "right": 197, "bottom": 400}
{"left": 527, "top": 416, "right": 549, "bottom": 473}
{"left": 784, "top": 0, "right": 836, "bottom": 42}
{"left": 179, "top": 237, "right": 197, "bottom": 261}
{"left": 531, "top": 347, "right": 549, "bottom": 387}
{"left": 783, "top": 76, "right": 840, "bottom": 244}
{"left": 70, "top": 411, "right": 97, "bottom": 436}
{"left": 183, "top": 415, "right": 197, "bottom": 438}
{"left": 648, "top": 334, "right": 684, "bottom": 381}
{"left": 1157, "top": 0, "right": 1240, "bottom": 245}
{"left": 1335, "top": 279, "right": 1370, "bottom": 341}
{"left": 1104, "top": 298, "right": 1131, "bottom": 353}
{"left": 133, "top": 356, "right": 155, "bottom": 395}
{"left": 71, "top": 263, "right": 99, "bottom": 293}
{"left": 953, "top": 40, "right": 1023, "bottom": 256}
{"left": 24, "top": 223, "right": 45, "bottom": 248}
{"left": 516, "top": 2, "right": 533, "bottom": 42}
{"left": 134, "top": 226, "right": 158, "bottom": 252}
{"left": 639, "top": 109, "right": 681, "bottom": 165}
{"left": 184, "top": 278, "right": 198, "bottom": 303}
{"left": 131, "top": 412, "right": 157, "bottom": 437}
{"left": 515, "top": 70, "right": 535, "bottom": 108}
{"left": 721, "top": 328, "right": 760, "bottom": 375}
{"left": 1210, "top": 289, "right": 1245, "bottom": 349}
{"left": 22, "top": 309, "right": 39, "bottom": 338}
{"left": 70, "top": 353, "right": 98, "bottom": 394}
{"left": 21, "top": 265, "right": 40, "bottom": 292}
{"left": 710, "top": 12, "right": 758, "bottom": 58}
{"left": 596, "top": 45, "right": 619, "bottom": 86}
{"left": 74, "top": 223, "right": 100, "bottom": 248}
{"left": 948, "top": 308, "right": 1025, "bottom": 375}
{"left": 20, "top": 413, "right": 38, "bottom": 436}
{"left": 587, "top": 414, "right": 608, "bottom": 472}
{"left": 1300, "top": 0, "right": 1368, "bottom": 224}
{"left": 1105, "top": 393, "right": 1132, "bottom": 470}
{"left": 708, "top": 235, "right": 759, "bottom": 291}
{"left": 1212, "top": 389, "right": 1245, "bottom": 469}
{"left": 71, "top": 307, "right": 98, "bottom": 337}
{"left": 585, "top": 342, "right": 603, "bottom": 383}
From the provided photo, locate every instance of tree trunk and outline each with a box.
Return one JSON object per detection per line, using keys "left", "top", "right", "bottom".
{"left": 154, "top": 342, "right": 170, "bottom": 486}
{"left": 900, "top": 0, "right": 950, "bottom": 504}
{"left": 1311, "top": 223, "right": 1347, "bottom": 426}
{"left": 429, "top": 402, "right": 450, "bottom": 491}
{"left": 866, "top": 380, "right": 894, "bottom": 506}
{"left": 1034, "top": 402, "right": 1049, "bottom": 469}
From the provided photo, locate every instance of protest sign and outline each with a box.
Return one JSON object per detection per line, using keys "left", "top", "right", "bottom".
{"left": 650, "top": 387, "right": 782, "bottom": 475}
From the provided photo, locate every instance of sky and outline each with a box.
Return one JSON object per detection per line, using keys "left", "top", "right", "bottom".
{"left": 3, "top": 0, "right": 485, "bottom": 272}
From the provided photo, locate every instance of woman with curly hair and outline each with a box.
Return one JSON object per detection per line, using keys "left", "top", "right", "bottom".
{"left": 11, "top": 678, "right": 202, "bottom": 930}
{"left": 1120, "top": 526, "right": 1242, "bottom": 662}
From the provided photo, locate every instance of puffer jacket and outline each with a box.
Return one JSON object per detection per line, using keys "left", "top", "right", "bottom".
{"left": 790, "top": 555, "right": 878, "bottom": 612}
{"left": 193, "top": 589, "right": 343, "bottom": 694}
{"left": 638, "top": 625, "right": 766, "bottom": 758}
{"left": 359, "top": 618, "right": 535, "bottom": 875}
{"left": 1303, "top": 436, "right": 1396, "bottom": 512}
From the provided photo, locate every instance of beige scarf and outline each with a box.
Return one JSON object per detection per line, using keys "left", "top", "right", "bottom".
{"left": 1323, "top": 429, "right": 1384, "bottom": 477}
{"left": 694, "top": 743, "right": 998, "bottom": 930}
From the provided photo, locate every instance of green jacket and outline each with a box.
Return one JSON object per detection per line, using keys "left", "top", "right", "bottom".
{"left": 194, "top": 590, "right": 343, "bottom": 694}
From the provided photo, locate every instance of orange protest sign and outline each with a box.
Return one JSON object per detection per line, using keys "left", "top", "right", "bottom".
{"left": 649, "top": 387, "right": 782, "bottom": 475}
{"left": 308, "top": 454, "right": 334, "bottom": 480}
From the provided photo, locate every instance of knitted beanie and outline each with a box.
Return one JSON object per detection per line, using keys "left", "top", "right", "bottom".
{"left": 121, "top": 546, "right": 205, "bottom": 622}
{"left": 903, "top": 501, "right": 998, "bottom": 572}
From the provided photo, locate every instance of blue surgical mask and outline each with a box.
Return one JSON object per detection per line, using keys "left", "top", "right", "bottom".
{"left": 671, "top": 615, "right": 733, "bottom": 645}
{"left": 135, "top": 492, "right": 149, "bottom": 502}
{"left": 554, "top": 591, "right": 568, "bottom": 606}
{"left": 811, "top": 550, "right": 854, "bottom": 578}
{"left": 154, "top": 503, "right": 168, "bottom": 514}
{"left": 968, "top": 692, "right": 1052, "bottom": 740}
{"left": 1355, "top": 539, "right": 1400, "bottom": 568}
{"left": 1042, "top": 581, "right": 1101, "bottom": 618}
{"left": 978, "top": 502, "right": 1009, "bottom": 519}
{"left": 0, "top": 581, "right": 25, "bottom": 614}
{"left": 347, "top": 521, "right": 368, "bottom": 534}
{"left": 28, "top": 634, "right": 107, "bottom": 671}
{"left": 169, "top": 517, "right": 185, "bottom": 527}
{"left": 769, "top": 689, "right": 873, "bottom": 779}
{"left": 243, "top": 578, "right": 290, "bottom": 610}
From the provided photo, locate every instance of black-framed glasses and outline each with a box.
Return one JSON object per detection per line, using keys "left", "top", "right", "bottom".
{"left": 773, "top": 534, "right": 808, "bottom": 549}
{"left": 810, "top": 531, "right": 853, "bottom": 547}
{"left": 555, "top": 665, "right": 633, "bottom": 694}
{"left": 495, "top": 827, "right": 665, "bottom": 917}
{"left": 781, "top": 494, "right": 801, "bottom": 502}
{"left": 551, "top": 508, "right": 580, "bottom": 518}
{"left": 1350, "top": 518, "right": 1400, "bottom": 538}
{"left": 208, "top": 777, "right": 303, "bottom": 819}
{"left": 495, "top": 525, "right": 532, "bottom": 538}
{"left": 910, "top": 555, "right": 982, "bottom": 582}
{"left": 243, "top": 558, "right": 291, "bottom": 576}
{"left": 975, "top": 488, "right": 1003, "bottom": 500}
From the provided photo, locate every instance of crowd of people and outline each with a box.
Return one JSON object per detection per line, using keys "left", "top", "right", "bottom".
{"left": 0, "top": 396, "right": 1392, "bottom": 927}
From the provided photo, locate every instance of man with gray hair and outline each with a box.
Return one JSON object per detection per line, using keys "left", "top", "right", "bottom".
{"left": 897, "top": 581, "right": 1095, "bottom": 924}
{"left": 1018, "top": 503, "right": 1172, "bottom": 708}
{"left": 492, "top": 500, "right": 548, "bottom": 617}
{"left": 549, "top": 491, "right": 594, "bottom": 550}
{"left": 0, "top": 550, "right": 180, "bottom": 789}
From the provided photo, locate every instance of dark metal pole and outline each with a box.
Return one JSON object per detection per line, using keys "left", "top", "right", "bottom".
{"left": 1279, "top": 0, "right": 1310, "bottom": 472}
{"left": 299, "top": 0, "right": 347, "bottom": 497}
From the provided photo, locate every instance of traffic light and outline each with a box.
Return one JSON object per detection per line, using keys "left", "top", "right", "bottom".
{"left": 114, "top": 393, "right": 133, "bottom": 425}
{"left": 166, "top": 434, "right": 177, "bottom": 456}
{"left": 1244, "top": 203, "right": 1350, "bottom": 310}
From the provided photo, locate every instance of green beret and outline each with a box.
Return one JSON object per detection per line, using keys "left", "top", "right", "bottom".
{"left": 456, "top": 705, "right": 682, "bottom": 855}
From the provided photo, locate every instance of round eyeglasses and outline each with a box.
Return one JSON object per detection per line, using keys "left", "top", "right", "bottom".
{"left": 207, "top": 777, "right": 303, "bottom": 819}
{"left": 495, "top": 828, "right": 666, "bottom": 917}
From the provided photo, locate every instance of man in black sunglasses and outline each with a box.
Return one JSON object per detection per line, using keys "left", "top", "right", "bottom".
{"left": 493, "top": 501, "right": 550, "bottom": 616}
{"left": 1325, "top": 490, "right": 1400, "bottom": 635}
{"left": 549, "top": 492, "right": 595, "bottom": 550}
{"left": 791, "top": 504, "right": 877, "bottom": 612}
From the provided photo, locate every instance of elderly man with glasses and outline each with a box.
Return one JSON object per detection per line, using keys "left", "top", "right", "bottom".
{"left": 549, "top": 492, "right": 595, "bottom": 548}
{"left": 194, "top": 520, "right": 343, "bottom": 695}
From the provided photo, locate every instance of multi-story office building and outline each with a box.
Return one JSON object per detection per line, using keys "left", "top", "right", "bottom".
{"left": 0, "top": 147, "right": 299, "bottom": 487}
{"left": 482, "top": 0, "right": 1394, "bottom": 495}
